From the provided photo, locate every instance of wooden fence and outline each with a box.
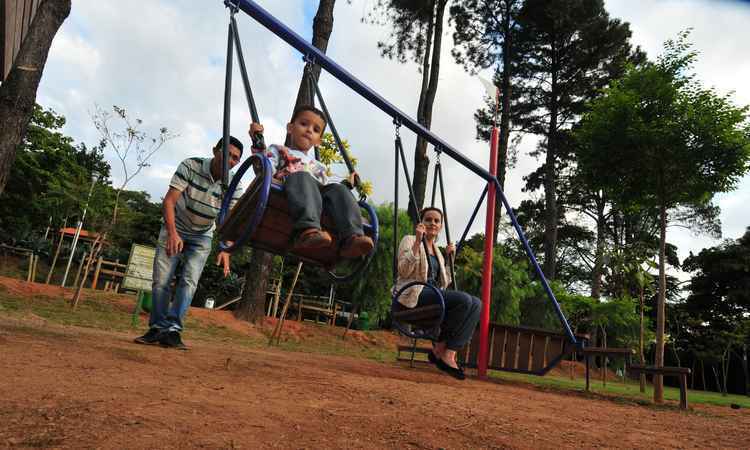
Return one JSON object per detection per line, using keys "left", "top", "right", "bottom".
{"left": 2, "top": 0, "right": 41, "bottom": 81}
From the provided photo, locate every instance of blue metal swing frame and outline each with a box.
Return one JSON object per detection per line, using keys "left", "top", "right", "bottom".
{"left": 224, "top": 0, "right": 577, "bottom": 347}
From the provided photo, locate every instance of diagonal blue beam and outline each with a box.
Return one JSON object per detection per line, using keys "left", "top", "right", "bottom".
{"left": 223, "top": 0, "right": 577, "bottom": 346}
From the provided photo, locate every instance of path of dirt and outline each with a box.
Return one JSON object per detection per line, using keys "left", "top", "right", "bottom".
{"left": 1, "top": 314, "right": 748, "bottom": 450}
{"left": 1, "top": 276, "right": 748, "bottom": 449}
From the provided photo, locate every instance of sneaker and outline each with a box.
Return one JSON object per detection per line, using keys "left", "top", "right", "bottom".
{"left": 159, "top": 330, "right": 188, "bottom": 351}
{"left": 293, "top": 228, "right": 333, "bottom": 252}
{"left": 340, "top": 234, "right": 374, "bottom": 259}
{"left": 134, "top": 328, "right": 163, "bottom": 345}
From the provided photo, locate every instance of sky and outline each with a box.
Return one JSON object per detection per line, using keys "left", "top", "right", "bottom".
{"left": 31, "top": 0, "right": 750, "bottom": 279}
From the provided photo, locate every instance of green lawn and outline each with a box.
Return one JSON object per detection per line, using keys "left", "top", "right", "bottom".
{"left": 489, "top": 368, "right": 750, "bottom": 409}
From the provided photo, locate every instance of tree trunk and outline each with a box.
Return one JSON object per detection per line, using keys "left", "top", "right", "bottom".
{"left": 238, "top": 0, "right": 336, "bottom": 323}
{"left": 590, "top": 196, "right": 605, "bottom": 298}
{"left": 235, "top": 250, "right": 274, "bottom": 324}
{"left": 639, "top": 283, "right": 646, "bottom": 393}
{"left": 653, "top": 200, "right": 667, "bottom": 403}
{"left": 0, "top": 0, "right": 72, "bottom": 194}
{"left": 742, "top": 343, "right": 749, "bottom": 396}
{"left": 542, "top": 45, "right": 559, "bottom": 279}
{"left": 712, "top": 365, "right": 722, "bottom": 394}
{"left": 293, "top": 0, "right": 335, "bottom": 110}
{"left": 721, "top": 346, "right": 731, "bottom": 396}
{"left": 492, "top": 1, "right": 515, "bottom": 244}
{"left": 409, "top": 0, "right": 447, "bottom": 222}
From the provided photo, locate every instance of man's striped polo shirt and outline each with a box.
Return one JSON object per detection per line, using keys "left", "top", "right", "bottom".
{"left": 170, "top": 157, "right": 244, "bottom": 235}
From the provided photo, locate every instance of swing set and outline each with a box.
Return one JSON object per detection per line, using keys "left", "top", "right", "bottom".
{"left": 215, "top": 0, "right": 582, "bottom": 378}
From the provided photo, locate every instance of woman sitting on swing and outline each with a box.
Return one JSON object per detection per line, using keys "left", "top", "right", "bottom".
{"left": 393, "top": 207, "right": 481, "bottom": 380}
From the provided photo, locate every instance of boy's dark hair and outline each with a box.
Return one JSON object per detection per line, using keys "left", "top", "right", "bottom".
{"left": 420, "top": 207, "right": 443, "bottom": 221}
{"left": 214, "top": 135, "right": 244, "bottom": 156}
{"left": 291, "top": 105, "right": 327, "bottom": 130}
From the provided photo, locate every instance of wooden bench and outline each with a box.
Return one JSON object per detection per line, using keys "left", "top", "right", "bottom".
{"left": 628, "top": 365, "right": 691, "bottom": 410}
{"left": 580, "top": 347, "right": 634, "bottom": 391}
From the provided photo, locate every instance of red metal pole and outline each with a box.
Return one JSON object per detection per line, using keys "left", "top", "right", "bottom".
{"left": 477, "top": 126, "right": 499, "bottom": 378}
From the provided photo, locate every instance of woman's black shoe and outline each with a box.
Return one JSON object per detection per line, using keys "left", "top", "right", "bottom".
{"left": 435, "top": 357, "right": 466, "bottom": 380}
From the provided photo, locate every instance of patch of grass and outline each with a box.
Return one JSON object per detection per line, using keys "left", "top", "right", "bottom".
{"left": 489, "top": 369, "right": 750, "bottom": 409}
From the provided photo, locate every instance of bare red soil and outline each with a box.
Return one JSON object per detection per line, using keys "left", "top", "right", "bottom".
{"left": 1, "top": 277, "right": 748, "bottom": 449}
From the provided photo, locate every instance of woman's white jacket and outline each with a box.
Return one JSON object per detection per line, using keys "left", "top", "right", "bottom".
{"left": 393, "top": 234, "right": 451, "bottom": 308}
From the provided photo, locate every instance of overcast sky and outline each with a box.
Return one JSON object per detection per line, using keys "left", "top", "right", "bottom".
{"left": 34, "top": 0, "right": 750, "bottom": 277}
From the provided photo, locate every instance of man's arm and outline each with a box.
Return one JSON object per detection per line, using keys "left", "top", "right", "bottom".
{"left": 162, "top": 187, "right": 183, "bottom": 256}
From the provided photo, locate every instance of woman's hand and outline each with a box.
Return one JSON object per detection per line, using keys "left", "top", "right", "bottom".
{"left": 445, "top": 243, "right": 455, "bottom": 256}
{"left": 415, "top": 222, "right": 426, "bottom": 242}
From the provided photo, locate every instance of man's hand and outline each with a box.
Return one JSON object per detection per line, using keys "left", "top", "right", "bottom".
{"left": 216, "top": 251, "right": 231, "bottom": 277}
{"left": 166, "top": 232, "right": 183, "bottom": 257}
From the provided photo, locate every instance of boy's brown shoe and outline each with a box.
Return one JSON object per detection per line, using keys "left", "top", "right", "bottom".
{"left": 293, "top": 228, "right": 333, "bottom": 251}
{"left": 340, "top": 234, "right": 374, "bottom": 259}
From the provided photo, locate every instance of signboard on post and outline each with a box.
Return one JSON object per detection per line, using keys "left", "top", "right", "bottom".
{"left": 122, "top": 244, "right": 155, "bottom": 292}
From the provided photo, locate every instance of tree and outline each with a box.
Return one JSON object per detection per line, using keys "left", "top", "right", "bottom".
{"left": 683, "top": 228, "right": 750, "bottom": 395}
{"left": 0, "top": 0, "right": 72, "bottom": 195}
{"left": 513, "top": 0, "right": 640, "bottom": 279}
{"left": 576, "top": 32, "right": 750, "bottom": 402}
{"left": 451, "top": 0, "right": 525, "bottom": 243}
{"left": 367, "top": 0, "right": 449, "bottom": 220}
{"left": 0, "top": 105, "right": 110, "bottom": 240}
{"left": 91, "top": 104, "right": 175, "bottom": 225}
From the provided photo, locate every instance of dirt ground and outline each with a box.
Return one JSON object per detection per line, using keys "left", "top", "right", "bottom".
{"left": 1, "top": 280, "right": 749, "bottom": 449}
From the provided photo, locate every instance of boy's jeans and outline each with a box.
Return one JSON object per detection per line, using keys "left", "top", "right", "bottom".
{"left": 149, "top": 226, "right": 212, "bottom": 332}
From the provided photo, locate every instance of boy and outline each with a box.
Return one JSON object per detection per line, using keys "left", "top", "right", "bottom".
{"left": 134, "top": 136, "right": 244, "bottom": 350}
{"left": 249, "top": 105, "right": 373, "bottom": 258}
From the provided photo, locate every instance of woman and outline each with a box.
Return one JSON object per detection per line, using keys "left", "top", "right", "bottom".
{"left": 393, "top": 207, "right": 482, "bottom": 380}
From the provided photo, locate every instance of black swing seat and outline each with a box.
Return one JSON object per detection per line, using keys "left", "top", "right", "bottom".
{"left": 392, "top": 304, "right": 443, "bottom": 330}
{"left": 218, "top": 176, "right": 375, "bottom": 269}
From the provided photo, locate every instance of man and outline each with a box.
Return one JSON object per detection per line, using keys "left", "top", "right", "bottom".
{"left": 134, "top": 136, "right": 244, "bottom": 349}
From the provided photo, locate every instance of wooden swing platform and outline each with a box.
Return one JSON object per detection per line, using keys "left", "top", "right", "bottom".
{"left": 218, "top": 177, "right": 373, "bottom": 268}
{"left": 458, "top": 322, "right": 587, "bottom": 376}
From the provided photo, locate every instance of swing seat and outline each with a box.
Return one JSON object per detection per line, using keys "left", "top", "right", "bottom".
{"left": 391, "top": 282, "right": 445, "bottom": 340}
{"left": 217, "top": 154, "right": 378, "bottom": 282}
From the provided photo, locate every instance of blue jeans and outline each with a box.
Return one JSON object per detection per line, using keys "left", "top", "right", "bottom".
{"left": 149, "top": 226, "right": 212, "bottom": 332}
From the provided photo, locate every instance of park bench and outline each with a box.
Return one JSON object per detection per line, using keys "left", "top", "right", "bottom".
{"left": 628, "top": 364, "right": 691, "bottom": 410}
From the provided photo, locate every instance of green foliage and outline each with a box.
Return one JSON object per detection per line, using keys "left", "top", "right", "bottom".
{"left": 346, "top": 203, "right": 412, "bottom": 323}
{"left": 576, "top": 31, "right": 750, "bottom": 216}
{"left": 317, "top": 132, "right": 372, "bottom": 198}
{"left": 0, "top": 105, "right": 110, "bottom": 241}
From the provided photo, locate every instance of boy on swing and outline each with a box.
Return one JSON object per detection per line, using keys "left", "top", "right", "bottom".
{"left": 249, "top": 105, "right": 373, "bottom": 258}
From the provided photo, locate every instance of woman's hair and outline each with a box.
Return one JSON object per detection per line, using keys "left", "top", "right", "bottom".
{"left": 419, "top": 206, "right": 443, "bottom": 221}
{"left": 290, "top": 105, "right": 327, "bottom": 130}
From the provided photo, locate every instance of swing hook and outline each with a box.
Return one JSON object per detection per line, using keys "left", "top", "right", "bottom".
{"left": 225, "top": 0, "right": 240, "bottom": 15}
{"left": 393, "top": 117, "right": 402, "bottom": 137}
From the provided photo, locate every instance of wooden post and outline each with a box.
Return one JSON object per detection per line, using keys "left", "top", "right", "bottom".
{"left": 31, "top": 253, "right": 39, "bottom": 282}
{"left": 72, "top": 252, "right": 87, "bottom": 289}
{"left": 45, "top": 229, "right": 65, "bottom": 284}
{"left": 91, "top": 256, "right": 103, "bottom": 289}
{"left": 298, "top": 296, "right": 304, "bottom": 322}
{"left": 585, "top": 354, "right": 591, "bottom": 392}
{"left": 342, "top": 303, "right": 359, "bottom": 340}
{"left": 269, "top": 262, "right": 303, "bottom": 345}
{"left": 72, "top": 235, "right": 104, "bottom": 309}
{"left": 679, "top": 374, "right": 688, "bottom": 410}
{"left": 26, "top": 252, "right": 34, "bottom": 282}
